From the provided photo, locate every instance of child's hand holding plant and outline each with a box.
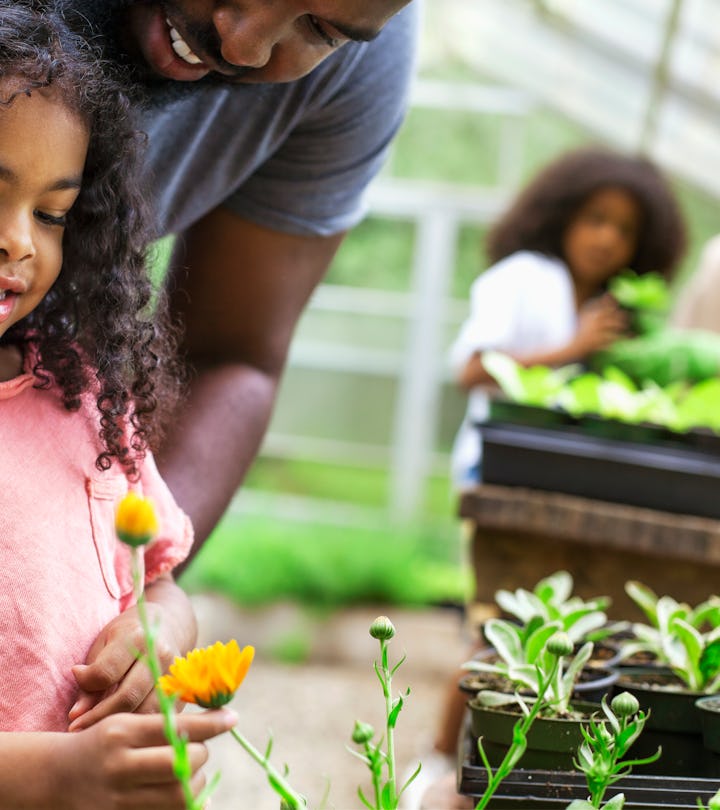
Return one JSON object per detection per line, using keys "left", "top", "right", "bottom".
{"left": 115, "top": 492, "right": 241, "bottom": 810}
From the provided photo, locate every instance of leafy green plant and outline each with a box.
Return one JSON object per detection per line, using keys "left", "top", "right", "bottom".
{"left": 482, "top": 351, "right": 581, "bottom": 407}
{"left": 465, "top": 619, "right": 593, "bottom": 715}
{"left": 484, "top": 351, "right": 720, "bottom": 435}
{"left": 672, "top": 378, "right": 720, "bottom": 432}
{"left": 494, "top": 570, "right": 622, "bottom": 645}
{"left": 621, "top": 581, "right": 720, "bottom": 692}
{"left": 593, "top": 329, "right": 720, "bottom": 388}
{"left": 570, "top": 691, "right": 660, "bottom": 809}
{"left": 608, "top": 270, "right": 670, "bottom": 313}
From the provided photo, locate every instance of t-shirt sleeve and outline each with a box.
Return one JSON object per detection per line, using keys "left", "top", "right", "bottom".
{"left": 449, "top": 259, "right": 523, "bottom": 374}
{"left": 224, "top": 4, "right": 420, "bottom": 236}
{"left": 137, "top": 452, "right": 194, "bottom": 585}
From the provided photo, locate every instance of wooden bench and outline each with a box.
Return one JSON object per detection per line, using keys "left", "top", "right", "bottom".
{"left": 459, "top": 484, "right": 720, "bottom": 622}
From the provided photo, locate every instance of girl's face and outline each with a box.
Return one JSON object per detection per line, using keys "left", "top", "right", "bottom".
{"left": 0, "top": 82, "right": 88, "bottom": 341}
{"left": 562, "top": 187, "right": 640, "bottom": 290}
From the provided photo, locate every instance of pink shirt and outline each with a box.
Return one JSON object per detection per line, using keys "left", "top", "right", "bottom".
{"left": 0, "top": 363, "right": 192, "bottom": 731}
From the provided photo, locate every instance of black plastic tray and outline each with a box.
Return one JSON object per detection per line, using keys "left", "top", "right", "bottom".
{"left": 480, "top": 422, "right": 720, "bottom": 520}
{"left": 458, "top": 722, "right": 720, "bottom": 809}
{"left": 486, "top": 400, "right": 720, "bottom": 456}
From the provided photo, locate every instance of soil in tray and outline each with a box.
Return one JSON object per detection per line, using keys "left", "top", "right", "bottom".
{"left": 460, "top": 665, "right": 617, "bottom": 705}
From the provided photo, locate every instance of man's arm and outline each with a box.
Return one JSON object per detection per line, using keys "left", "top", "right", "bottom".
{"left": 157, "top": 206, "right": 345, "bottom": 564}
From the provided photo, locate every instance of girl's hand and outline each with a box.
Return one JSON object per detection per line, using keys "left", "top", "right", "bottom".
{"left": 59, "top": 709, "right": 236, "bottom": 809}
{"left": 574, "top": 295, "right": 628, "bottom": 356}
{"left": 68, "top": 603, "right": 188, "bottom": 730}
{"left": 68, "top": 577, "right": 196, "bottom": 731}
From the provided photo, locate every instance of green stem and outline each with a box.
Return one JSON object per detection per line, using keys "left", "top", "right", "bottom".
{"left": 132, "top": 548, "right": 198, "bottom": 810}
{"left": 229, "top": 728, "right": 306, "bottom": 809}
{"left": 474, "top": 658, "right": 561, "bottom": 810}
{"left": 590, "top": 718, "right": 624, "bottom": 808}
{"left": 380, "top": 640, "right": 397, "bottom": 808}
{"left": 364, "top": 743, "right": 382, "bottom": 810}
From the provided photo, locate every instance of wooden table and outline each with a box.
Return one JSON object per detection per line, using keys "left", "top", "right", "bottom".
{"left": 459, "top": 484, "right": 720, "bottom": 622}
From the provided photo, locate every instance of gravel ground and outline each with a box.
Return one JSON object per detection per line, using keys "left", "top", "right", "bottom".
{"left": 189, "top": 594, "right": 469, "bottom": 810}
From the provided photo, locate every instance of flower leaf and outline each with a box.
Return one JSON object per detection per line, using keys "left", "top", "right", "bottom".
{"left": 484, "top": 619, "right": 524, "bottom": 666}
{"left": 625, "top": 581, "right": 659, "bottom": 626}
{"left": 388, "top": 695, "right": 403, "bottom": 729}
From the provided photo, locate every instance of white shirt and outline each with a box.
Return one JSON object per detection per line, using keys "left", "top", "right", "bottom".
{"left": 449, "top": 251, "right": 578, "bottom": 486}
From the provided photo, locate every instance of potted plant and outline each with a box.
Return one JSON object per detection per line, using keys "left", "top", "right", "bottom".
{"left": 613, "top": 581, "right": 720, "bottom": 776}
{"left": 466, "top": 629, "right": 605, "bottom": 771}
{"left": 461, "top": 571, "right": 621, "bottom": 702}
{"left": 492, "top": 570, "right": 627, "bottom": 652}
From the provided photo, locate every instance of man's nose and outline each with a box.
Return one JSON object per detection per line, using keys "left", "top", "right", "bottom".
{"left": 213, "top": 6, "right": 278, "bottom": 68}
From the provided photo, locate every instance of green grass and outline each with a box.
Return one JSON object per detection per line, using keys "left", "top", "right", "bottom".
{"left": 180, "top": 510, "right": 470, "bottom": 608}
{"left": 184, "top": 458, "right": 468, "bottom": 609}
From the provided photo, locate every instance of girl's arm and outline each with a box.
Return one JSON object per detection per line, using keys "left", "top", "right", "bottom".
{"left": 457, "top": 295, "right": 628, "bottom": 390}
{"left": 68, "top": 575, "right": 197, "bottom": 731}
{"left": 0, "top": 710, "right": 235, "bottom": 809}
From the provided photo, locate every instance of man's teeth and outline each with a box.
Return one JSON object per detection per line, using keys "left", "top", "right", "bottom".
{"left": 167, "top": 22, "right": 203, "bottom": 65}
{"left": 0, "top": 291, "right": 6, "bottom": 301}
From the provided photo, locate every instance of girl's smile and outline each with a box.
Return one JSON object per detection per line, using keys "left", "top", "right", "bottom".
{"left": 0, "top": 83, "right": 88, "bottom": 355}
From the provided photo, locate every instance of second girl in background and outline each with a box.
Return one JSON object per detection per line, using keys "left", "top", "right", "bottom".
{"left": 450, "top": 146, "right": 686, "bottom": 487}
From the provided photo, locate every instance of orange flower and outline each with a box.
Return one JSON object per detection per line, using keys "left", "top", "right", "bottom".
{"left": 115, "top": 492, "right": 159, "bottom": 547}
{"left": 158, "top": 640, "right": 255, "bottom": 709}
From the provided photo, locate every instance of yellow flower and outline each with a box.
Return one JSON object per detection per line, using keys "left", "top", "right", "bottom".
{"left": 158, "top": 640, "right": 255, "bottom": 709}
{"left": 115, "top": 492, "right": 159, "bottom": 547}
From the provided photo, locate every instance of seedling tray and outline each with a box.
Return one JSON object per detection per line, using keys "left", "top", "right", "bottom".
{"left": 486, "top": 400, "right": 720, "bottom": 455}
{"left": 480, "top": 421, "right": 720, "bottom": 520}
{"left": 458, "top": 724, "right": 720, "bottom": 809}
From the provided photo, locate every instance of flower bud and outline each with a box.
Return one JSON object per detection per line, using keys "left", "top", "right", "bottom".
{"left": 545, "top": 632, "right": 573, "bottom": 658}
{"left": 611, "top": 691, "right": 640, "bottom": 718}
{"left": 115, "top": 492, "right": 158, "bottom": 547}
{"left": 369, "top": 616, "right": 396, "bottom": 641}
{"left": 352, "top": 720, "right": 375, "bottom": 744}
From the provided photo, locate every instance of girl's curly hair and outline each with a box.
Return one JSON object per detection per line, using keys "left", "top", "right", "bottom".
{"left": 0, "top": 1, "right": 182, "bottom": 478}
{"left": 486, "top": 146, "right": 686, "bottom": 279}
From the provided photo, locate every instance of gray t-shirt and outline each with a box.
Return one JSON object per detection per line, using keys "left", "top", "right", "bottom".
{"left": 137, "top": 4, "right": 420, "bottom": 238}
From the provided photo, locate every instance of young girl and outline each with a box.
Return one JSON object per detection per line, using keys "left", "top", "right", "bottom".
{"left": 0, "top": 4, "right": 234, "bottom": 806}
{"left": 450, "top": 146, "right": 686, "bottom": 487}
